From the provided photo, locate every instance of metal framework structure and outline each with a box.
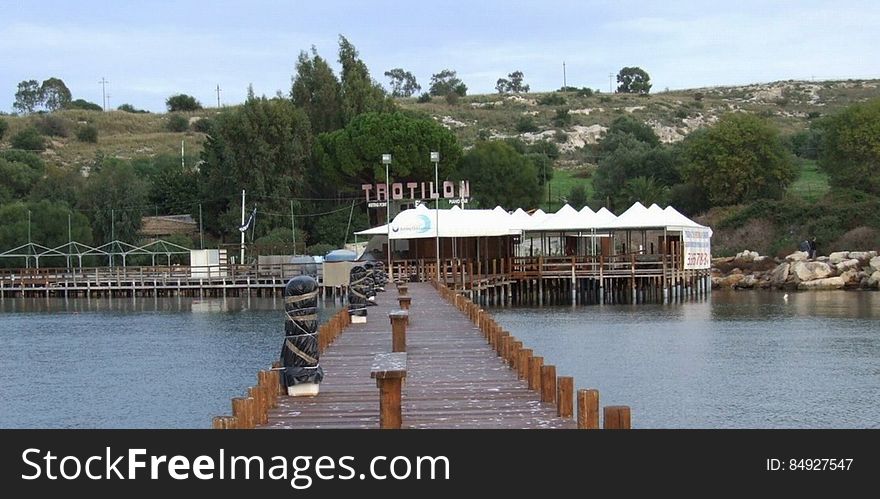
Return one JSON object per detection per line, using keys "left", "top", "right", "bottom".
{"left": 0, "top": 239, "right": 192, "bottom": 268}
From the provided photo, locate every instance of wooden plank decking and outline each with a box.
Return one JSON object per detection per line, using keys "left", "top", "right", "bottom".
{"left": 260, "top": 282, "right": 576, "bottom": 429}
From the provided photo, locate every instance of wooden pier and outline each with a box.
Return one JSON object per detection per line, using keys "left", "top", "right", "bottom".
{"left": 0, "top": 263, "right": 325, "bottom": 299}
{"left": 215, "top": 281, "right": 632, "bottom": 430}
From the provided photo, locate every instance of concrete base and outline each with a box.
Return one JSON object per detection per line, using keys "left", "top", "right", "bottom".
{"left": 287, "top": 382, "right": 320, "bottom": 397}
{"left": 351, "top": 315, "right": 367, "bottom": 324}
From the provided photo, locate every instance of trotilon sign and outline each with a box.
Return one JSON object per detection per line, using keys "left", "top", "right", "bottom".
{"left": 361, "top": 181, "right": 470, "bottom": 202}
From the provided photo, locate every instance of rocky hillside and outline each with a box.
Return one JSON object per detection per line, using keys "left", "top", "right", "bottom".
{"left": 398, "top": 79, "right": 880, "bottom": 169}
{"left": 2, "top": 78, "right": 878, "bottom": 176}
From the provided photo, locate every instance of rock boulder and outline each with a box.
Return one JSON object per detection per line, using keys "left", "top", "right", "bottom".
{"left": 870, "top": 256, "right": 880, "bottom": 273}
{"left": 828, "top": 251, "right": 849, "bottom": 264}
{"left": 868, "top": 271, "right": 880, "bottom": 289}
{"left": 790, "top": 261, "right": 833, "bottom": 282}
{"left": 785, "top": 251, "right": 809, "bottom": 262}
{"left": 797, "top": 277, "right": 846, "bottom": 290}
{"left": 769, "top": 263, "right": 790, "bottom": 287}
{"left": 835, "top": 259, "right": 861, "bottom": 273}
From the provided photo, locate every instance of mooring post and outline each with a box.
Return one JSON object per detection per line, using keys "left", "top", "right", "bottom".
{"left": 389, "top": 310, "right": 408, "bottom": 352}
{"left": 528, "top": 356, "right": 543, "bottom": 391}
{"left": 398, "top": 295, "right": 411, "bottom": 310}
{"left": 603, "top": 406, "right": 632, "bottom": 429}
{"left": 576, "top": 389, "right": 599, "bottom": 429}
{"left": 518, "top": 348, "right": 532, "bottom": 380}
{"left": 557, "top": 376, "right": 574, "bottom": 418}
{"left": 540, "top": 365, "right": 557, "bottom": 403}
{"left": 371, "top": 353, "right": 407, "bottom": 429}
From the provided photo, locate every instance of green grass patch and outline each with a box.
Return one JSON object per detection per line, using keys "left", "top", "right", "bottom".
{"left": 543, "top": 168, "right": 594, "bottom": 210}
{"left": 788, "top": 159, "right": 829, "bottom": 202}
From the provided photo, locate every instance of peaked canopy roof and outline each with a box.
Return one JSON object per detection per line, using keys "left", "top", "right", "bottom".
{"left": 355, "top": 202, "right": 710, "bottom": 239}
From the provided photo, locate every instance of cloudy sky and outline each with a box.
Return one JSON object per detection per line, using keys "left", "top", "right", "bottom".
{"left": 2, "top": 0, "right": 878, "bottom": 112}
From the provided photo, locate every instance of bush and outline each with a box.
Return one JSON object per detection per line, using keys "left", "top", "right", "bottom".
{"left": 11, "top": 127, "right": 46, "bottom": 151}
{"left": 66, "top": 99, "right": 103, "bottom": 111}
{"left": 118, "top": 103, "right": 149, "bottom": 113}
{"left": 538, "top": 93, "right": 566, "bottom": 106}
{"left": 0, "top": 118, "right": 7, "bottom": 140}
{"left": 166, "top": 114, "right": 189, "bottom": 132}
{"left": 552, "top": 108, "right": 571, "bottom": 127}
{"left": 831, "top": 226, "right": 880, "bottom": 252}
{"left": 577, "top": 87, "right": 594, "bottom": 98}
{"left": 36, "top": 115, "right": 70, "bottom": 137}
{"left": 558, "top": 86, "right": 579, "bottom": 92}
{"left": 553, "top": 130, "right": 568, "bottom": 143}
{"left": 693, "top": 92, "right": 704, "bottom": 102}
{"left": 444, "top": 92, "right": 460, "bottom": 105}
{"left": 516, "top": 116, "right": 538, "bottom": 133}
{"left": 674, "top": 108, "right": 689, "bottom": 120}
{"left": 416, "top": 93, "right": 431, "bottom": 103}
{"left": 76, "top": 124, "right": 99, "bottom": 143}
{"left": 599, "top": 95, "right": 612, "bottom": 103}
{"left": 166, "top": 94, "right": 202, "bottom": 112}
{"left": 477, "top": 128, "right": 491, "bottom": 141}
{"left": 305, "top": 243, "right": 336, "bottom": 257}
{"left": 191, "top": 117, "right": 212, "bottom": 133}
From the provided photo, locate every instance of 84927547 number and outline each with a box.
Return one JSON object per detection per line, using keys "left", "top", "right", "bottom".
{"left": 789, "top": 458, "right": 853, "bottom": 471}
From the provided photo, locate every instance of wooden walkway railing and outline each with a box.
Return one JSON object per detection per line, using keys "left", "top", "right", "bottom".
{"left": 215, "top": 281, "right": 631, "bottom": 430}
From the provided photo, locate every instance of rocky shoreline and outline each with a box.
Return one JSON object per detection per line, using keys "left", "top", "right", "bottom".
{"left": 712, "top": 250, "right": 880, "bottom": 290}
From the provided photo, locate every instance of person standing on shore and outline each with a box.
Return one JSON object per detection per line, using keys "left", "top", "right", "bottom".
{"left": 809, "top": 237, "right": 817, "bottom": 259}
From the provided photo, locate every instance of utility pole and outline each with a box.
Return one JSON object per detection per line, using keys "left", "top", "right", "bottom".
{"left": 609, "top": 72, "right": 614, "bottom": 93}
{"left": 240, "top": 190, "right": 246, "bottom": 265}
{"left": 290, "top": 200, "right": 296, "bottom": 254}
{"left": 216, "top": 84, "right": 221, "bottom": 108}
{"left": 563, "top": 61, "right": 567, "bottom": 89}
{"left": 99, "top": 77, "right": 109, "bottom": 111}
{"left": 198, "top": 203, "right": 204, "bottom": 250}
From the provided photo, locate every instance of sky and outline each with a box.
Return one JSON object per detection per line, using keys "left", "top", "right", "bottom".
{"left": 2, "top": 0, "right": 878, "bottom": 113}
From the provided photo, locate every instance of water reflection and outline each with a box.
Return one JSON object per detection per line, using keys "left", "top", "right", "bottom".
{"left": 490, "top": 290, "right": 880, "bottom": 428}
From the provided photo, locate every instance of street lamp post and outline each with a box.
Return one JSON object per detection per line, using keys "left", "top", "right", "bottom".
{"left": 382, "top": 154, "right": 393, "bottom": 281}
{"left": 431, "top": 151, "right": 440, "bottom": 282}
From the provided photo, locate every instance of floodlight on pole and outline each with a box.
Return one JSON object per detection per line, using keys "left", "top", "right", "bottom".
{"left": 431, "top": 151, "right": 440, "bottom": 281}
{"left": 382, "top": 154, "right": 393, "bottom": 281}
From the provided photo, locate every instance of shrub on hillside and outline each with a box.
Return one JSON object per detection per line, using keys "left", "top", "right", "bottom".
{"left": 191, "top": 118, "right": 212, "bottom": 134}
{"left": 118, "top": 103, "right": 149, "bottom": 113}
{"left": 66, "top": 99, "right": 103, "bottom": 111}
{"left": 831, "top": 226, "right": 880, "bottom": 252}
{"left": 166, "top": 114, "right": 189, "bottom": 132}
{"left": 166, "top": 94, "right": 202, "bottom": 112}
{"left": 416, "top": 93, "right": 431, "bottom": 103}
{"left": 516, "top": 116, "right": 538, "bottom": 133}
{"left": 552, "top": 108, "right": 572, "bottom": 127}
{"left": 538, "top": 93, "right": 566, "bottom": 106}
{"left": 76, "top": 124, "right": 99, "bottom": 143}
{"left": 36, "top": 115, "right": 71, "bottom": 137}
{"left": 11, "top": 127, "right": 46, "bottom": 151}
{"left": 577, "top": 87, "right": 594, "bottom": 98}
{"left": 0, "top": 118, "right": 7, "bottom": 140}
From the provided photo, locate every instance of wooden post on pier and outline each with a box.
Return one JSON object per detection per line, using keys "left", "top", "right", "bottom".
{"left": 398, "top": 295, "right": 411, "bottom": 310}
{"left": 371, "top": 353, "right": 408, "bottom": 430}
{"left": 557, "top": 376, "right": 573, "bottom": 418}
{"left": 517, "top": 348, "right": 532, "bottom": 380}
{"left": 389, "top": 310, "right": 408, "bottom": 352}
{"left": 577, "top": 389, "right": 600, "bottom": 429}
{"left": 528, "top": 356, "right": 543, "bottom": 391}
{"left": 541, "top": 365, "right": 557, "bottom": 403}
{"left": 603, "top": 405, "right": 631, "bottom": 429}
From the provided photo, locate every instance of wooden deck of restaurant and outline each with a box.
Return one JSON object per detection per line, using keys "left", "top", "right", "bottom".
{"left": 215, "top": 281, "right": 633, "bottom": 430}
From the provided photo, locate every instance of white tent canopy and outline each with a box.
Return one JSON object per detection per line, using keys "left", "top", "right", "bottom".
{"left": 355, "top": 202, "right": 709, "bottom": 238}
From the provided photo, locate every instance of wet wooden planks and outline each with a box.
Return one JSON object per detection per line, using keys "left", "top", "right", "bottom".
{"left": 261, "top": 282, "right": 575, "bottom": 429}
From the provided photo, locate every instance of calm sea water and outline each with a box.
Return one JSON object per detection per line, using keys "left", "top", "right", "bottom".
{"left": 491, "top": 290, "right": 880, "bottom": 428}
{"left": 0, "top": 296, "right": 338, "bottom": 429}
{"left": 1, "top": 291, "right": 878, "bottom": 428}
